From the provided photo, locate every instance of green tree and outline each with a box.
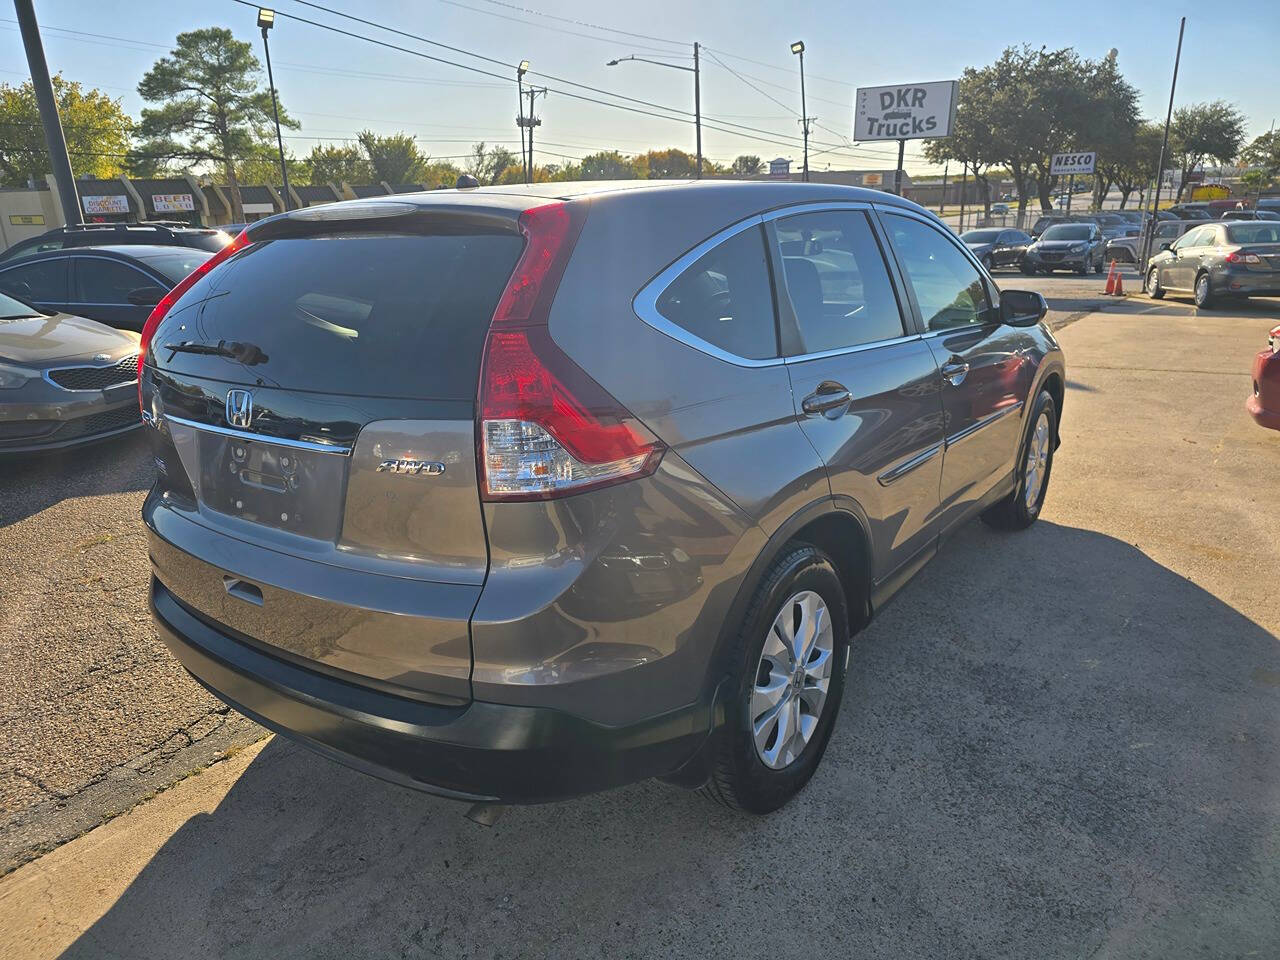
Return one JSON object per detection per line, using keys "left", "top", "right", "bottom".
{"left": 465, "top": 142, "right": 518, "bottom": 185}
{"left": 1169, "top": 101, "right": 1247, "bottom": 201}
{"left": 236, "top": 147, "right": 309, "bottom": 187}
{"left": 137, "top": 27, "right": 297, "bottom": 221}
{"left": 0, "top": 75, "right": 132, "bottom": 187}
{"left": 306, "top": 143, "right": 371, "bottom": 184}
{"left": 643, "top": 148, "right": 696, "bottom": 179}
{"left": 1084, "top": 50, "right": 1141, "bottom": 209}
{"left": 1103, "top": 122, "right": 1163, "bottom": 209}
{"left": 357, "top": 130, "right": 426, "bottom": 183}
{"left": 729, "top": 155, "right": 763, "bottom": 176}
{"left": 421, "top": 160, "right": 463, "bottom": 188}
{"left": 578, "top": 150, "right": 641, "bottom": 180}
{"left": 1241, "top": 129, "right": 1280, "bottom": 179}
{"left": 923, "top": 68, "right": 1004, "bottom": 219}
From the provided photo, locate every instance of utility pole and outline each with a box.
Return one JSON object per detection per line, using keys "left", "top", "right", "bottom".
{"left": 939, "top": 160, "right": 949, "bottom": 219}
{"left": 257, "top": 9, "right": 291, "bottom": 210}
{"left": 791, "top": 41, "right": 809, "bottom": 182}
{"left": 517, "top": 60, "right": 529, "bottom": 184}
{"left": 958, "top": 161, "right": 967, "bottom": 233}
{"left": 13, "top": 0, "right": 80, "bottom": 226}
{"left": 693, "top": 43, "right": 702, "bottom": 178}
{"left": 1141, "top": 17, "right": 1186, "bottom": 282}
{"left": 524, "top": 87, "right": 546, "bottom": 180}
{"left": 894, "top": 138, "right": 905, "bottom": 197}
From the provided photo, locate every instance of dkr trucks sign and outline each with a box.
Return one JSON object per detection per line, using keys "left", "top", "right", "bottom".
{"left": 854, "top": 81, "right": 958, "bottom": 141}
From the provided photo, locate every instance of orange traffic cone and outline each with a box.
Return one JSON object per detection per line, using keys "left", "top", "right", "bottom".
{"left": 1112, "top": 268, "right": 1124, "bottom": 296}
{"left": 1103, "top": 260, "right": 1117, "bottom": 295}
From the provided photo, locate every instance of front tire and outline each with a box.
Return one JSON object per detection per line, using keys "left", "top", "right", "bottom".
{"left": 1194, "top": 271, "right": 1215, "bottom": 309}
{"left": 1147, "top": 266, "right": 1165, "bottom": 299}
{"left": 698, "top": 546, "right": 849, "bottom": 814}
{"left": 982, "top": 389, "right": 1057, "bottom": 531}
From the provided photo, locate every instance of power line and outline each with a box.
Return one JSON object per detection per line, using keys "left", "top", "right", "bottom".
{"left": 470, "top": 0, "right": 685, "bottom": 48}
{"left": 702, "top": 49, "right": 797, "bottom": 118}
{"left": 432, "top": 0, "right": 684, "bottom": 58}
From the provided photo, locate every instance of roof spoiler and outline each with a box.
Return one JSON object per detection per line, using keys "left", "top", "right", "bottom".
{"left": 245, "top": 200, "right": 522, "bottom": 241}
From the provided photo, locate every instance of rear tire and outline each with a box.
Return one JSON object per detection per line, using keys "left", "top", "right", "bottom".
{"left": 1194, "top": 271, "right": 1215, "bottom": 309}
{"left": 982, "top": 389, "right": 1057, "bottom": 531}
{"left": 698, "top": 546, "right": 849, "bottom": 814}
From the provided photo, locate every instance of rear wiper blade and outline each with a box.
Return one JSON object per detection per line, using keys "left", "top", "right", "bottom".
{"left": 162, "top": 339, "right": 269, "bottom": 365}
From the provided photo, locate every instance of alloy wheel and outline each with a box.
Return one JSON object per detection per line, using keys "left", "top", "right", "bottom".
{"left": 751, "top": 590, "right": 835, "bottom": 770}
{"left": 1024, "top": 412, "right": 1051, "bottom": 511}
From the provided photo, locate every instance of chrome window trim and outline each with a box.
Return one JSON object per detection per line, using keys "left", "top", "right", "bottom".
{"left": 633, "top": 201, "right": 913, "bottom": 368}
{"left": 632, "top": 214, "right": 782, "bottom": 368}
{"left": 42, "top": 352, "right": 139, "bottom": 392}
{"left": 162, "top": 413, "right": 353, "bottom": 456}
{"left": 784, "top": 333, "right": 922, "bottom": 364}
{"left": 877, "top": 442, "right": 942, "bottom": 487}
{"left": 944, "top": 400, "right": 1024, "bottom": 448}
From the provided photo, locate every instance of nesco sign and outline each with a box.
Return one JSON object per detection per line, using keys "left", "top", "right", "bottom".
{"left": 1050, "top": 152, "right": 1096, "bottom": 176}
{"left": 854, "top": 81, "right": 958, "bottom": 141}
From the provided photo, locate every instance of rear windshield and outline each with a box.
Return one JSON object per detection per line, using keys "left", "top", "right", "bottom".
{"left": 961, "top": 230, "right": 1002, "bottom": 243}
{"left": 1226, "top": 223, "right": 1280, "bottom": 244}
{"left": 157, "top": 231, "right": 523, "bottom": 400}
{"left": 1041, "top": 224, "right": 1091, "bottom": 241}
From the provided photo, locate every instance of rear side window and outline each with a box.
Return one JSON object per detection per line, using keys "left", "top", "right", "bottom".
{"left": 771, "top": 209, "right": 904, "bottom": 354}
{"left": 139, "top": 251, "right": 213, "bottom": 284}
{"left": 156, "top": 231, "right": 523, "bottom": 400}
{"left": 655, "top": 226, "right": 778, "bottom": 360}
{"left": 75, "top": 258, "right": 153, "bottom": 303}
{"left": 0, "top": 258, "right": 67, "bottom": 303}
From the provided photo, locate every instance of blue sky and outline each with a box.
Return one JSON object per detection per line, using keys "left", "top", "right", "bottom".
{"left": 2, "top": 0, "right": 1276, "bottom": 174}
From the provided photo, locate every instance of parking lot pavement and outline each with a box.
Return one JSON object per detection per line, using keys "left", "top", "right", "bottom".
{"left": 1, "top": 294, "right": 1276, "bottom": 959}
{"left": 0, "top": 434, "right": 264, "bottom": 873}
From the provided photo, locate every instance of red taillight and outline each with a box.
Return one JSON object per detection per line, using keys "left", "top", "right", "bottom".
{"left": 477, "top": 202, "right": 664, "bottom": 501}
{"left": 1225, "top": 249, "right": 1262, "bottom": 265}
{"left": 138, "top": 229, "right": 251, "bottom": 410}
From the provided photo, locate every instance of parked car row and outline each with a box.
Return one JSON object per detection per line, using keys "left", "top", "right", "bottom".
{"left": 1146, "top": 220, "right": 1280, "bottom": 309}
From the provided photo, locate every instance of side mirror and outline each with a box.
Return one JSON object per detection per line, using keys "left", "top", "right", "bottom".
{"left": 1159, "top": 242, "right": 1172, "bottom": 251}
{"left": 127, "top": 285, "right": 166, "bottom": 306}
{"left": 999, "top": 289, "right": 1048, "bottom": 327}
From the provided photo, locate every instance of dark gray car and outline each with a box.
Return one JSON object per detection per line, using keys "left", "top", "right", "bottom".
{"left": 961, "top": 228, "right": 1032, "bottom": 271}
{"left": 0, "top": 245, "right": 213, "bottom": 332}
{"left": 1022, "top": 222, "right": 1105, "bottom": 275}
{"left": 140, "top": 181, "right": 1066, "bottom": 812}
{"left": 1147, "top": 219, "right": 1280, "bottom": 308}
{"left": 0, "top": 290, "right": 142, "bottom": 453}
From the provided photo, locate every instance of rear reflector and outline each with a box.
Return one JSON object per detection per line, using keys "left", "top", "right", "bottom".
{"left": 138, "top": 229, "right": 251, "bottom": 410}
{"left": 477, "top": 201, "right": 664, "bottom": 501}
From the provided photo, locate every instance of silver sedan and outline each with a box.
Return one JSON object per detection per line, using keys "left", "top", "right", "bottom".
{"left": 0, "top": 291, "right": 141, "bottom": 455}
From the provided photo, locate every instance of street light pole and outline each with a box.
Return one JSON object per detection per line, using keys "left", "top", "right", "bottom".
{"left": 257, "top": 8, "right": 291, "bottom": 210}
{"left": 607, "top": 51, "right": 701, "bottom": 178}
{"left": 13, "top": 0, "right": 80, "bottom": 225}
{"left": 1141, "top": 16, "right": 1186, "bottom": 281}
{"left": 791, "top": 41, "right": 809, "bottom": 182}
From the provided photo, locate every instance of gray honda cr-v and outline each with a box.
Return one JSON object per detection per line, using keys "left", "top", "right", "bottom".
{"left": 141, "top": 180, "right": 1065, "bottom": 813}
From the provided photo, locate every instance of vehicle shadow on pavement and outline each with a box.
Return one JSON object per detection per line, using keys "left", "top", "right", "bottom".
{"left": 0, "top": 432, "right": 150, "bottom": 529}
{"left": 56, "top": 521, "right": 1280, "bottom": 960}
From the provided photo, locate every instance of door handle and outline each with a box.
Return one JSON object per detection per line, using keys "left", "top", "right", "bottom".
{"left": 801, "top": 381, "right": 853, "bottom": 417}
{"left": 941, "top": 358, "right": 970, "bottom": 386}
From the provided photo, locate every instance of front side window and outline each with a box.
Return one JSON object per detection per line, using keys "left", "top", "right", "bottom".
{"left": 883, "top": 214, "right": 992, "bottom": 332}
{"left": 0, "top": 258, "right": 67, "bottom": 303}
{"left": 771, "top": 209, "right": 904, "bottom": 354}
{"left": 655, "top": 226, "right": 778, "bottom": 360}
{"left": 74, "top": 258, "right": 153, "bottom": 304}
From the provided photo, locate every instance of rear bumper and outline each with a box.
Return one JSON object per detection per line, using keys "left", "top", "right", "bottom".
{"left": 151, "top": 577, "right": 723, "bottom": 803}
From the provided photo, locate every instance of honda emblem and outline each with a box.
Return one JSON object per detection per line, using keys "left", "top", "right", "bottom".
{"left": 225, "top": 389, "right": 254, "bottom": 429}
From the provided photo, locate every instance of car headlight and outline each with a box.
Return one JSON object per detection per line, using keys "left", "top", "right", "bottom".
{"left": 0, "top": 361, "right": 34, "bottom": 390}
{"left": 1070, "top": 243, "right": 1087, "bottom": 253}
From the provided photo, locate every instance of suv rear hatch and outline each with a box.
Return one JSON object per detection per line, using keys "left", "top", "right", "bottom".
{"left": 141, "top": 201, "right": 528, "bottom": 703}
